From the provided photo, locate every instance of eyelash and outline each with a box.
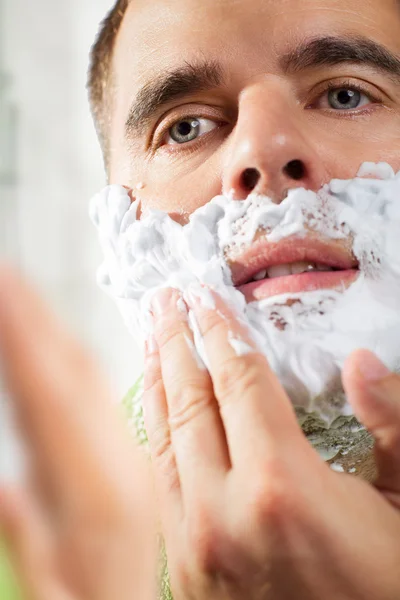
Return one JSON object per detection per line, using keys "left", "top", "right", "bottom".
{"left": 309, "top": 79, "right": 383, "bottom": 110}
{"left": 152, "top": 113, "right": 226, "bottom": 153}
{"left": 153, "top": 80, "right": 384, "bottom": 152}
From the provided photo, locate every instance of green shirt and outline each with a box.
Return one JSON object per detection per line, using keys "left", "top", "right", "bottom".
{"left": 123, "top": 375, "right": 174, "bottom": 600}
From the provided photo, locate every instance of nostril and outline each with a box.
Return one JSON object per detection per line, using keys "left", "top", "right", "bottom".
{"left": 284, "top": 160, "right": 306, "bottom": 181}
{"left": 241, "top": 168, "right": 261, "bottom": 192}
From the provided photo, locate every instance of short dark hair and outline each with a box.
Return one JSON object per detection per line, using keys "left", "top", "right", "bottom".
{"left": 87, "top": 0, "right": 129, "bottom": 168}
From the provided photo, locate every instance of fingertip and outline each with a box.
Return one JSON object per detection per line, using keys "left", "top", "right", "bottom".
{"left": 342, "top": 349, "right": 369, "bottom": 389}
{"left": 341, "top": 350, "right": 377, "bottom": 428}
{"left": 343, "top": 349, "right": 392, "bottom": 391}
{"left": 342, "top": 349, "right": 399, "bottom": 439}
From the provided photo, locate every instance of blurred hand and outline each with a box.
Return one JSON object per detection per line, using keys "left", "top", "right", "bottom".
{"left": 0, "top": 266, "right": 156, "bottom": 600}
{"left": 144, "top": 286, "right": 400, "bottom": 600}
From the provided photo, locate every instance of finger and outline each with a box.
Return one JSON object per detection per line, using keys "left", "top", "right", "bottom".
{"left": 0, "top": 265, "right": 144, "bottom": 520}
{"left": 343, "top": 349, "right": 400, "bottom": 499}
{"left": 151, "top": 288, "right": 230, "bottom": 501}
{"left": 143, "top": 334, "right": 183, "bottom": 533}
{"left": 0, "top": 486, "right": 74, "bottom": 600}
{"left": 185, "top": 285, "right": 311, "bottom": 468}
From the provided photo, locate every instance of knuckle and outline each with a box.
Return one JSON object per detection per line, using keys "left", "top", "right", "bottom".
{"left": 149, "top": 419, "right": 172, "bottom": 464}
{"left": 200, "top": 310, "right": 227, "bottom": 338}
{"left": 155, "top": 323, "right": 183, "bottom": 351}
{"left": 245, "top": 462, "right": 292, "bottom": 529}
{"left": 168, "top": 382, "right": 214, "bottom": 432}
{"left": 149, "top": 426, "right": 180, "bottom": 492}
{"left": 172, "top": 555, "right": 192, "bottom": 591}
{"left": 143, "top": 368, "right": 164, "bottom": 405}
{"left": 216, "top": 354, "right": 265, "bottom": 406}
{"left": 143, "top": 370, "right": 163, "bottom": 396}
{"left": 187, "top": 506, "right": 220, "bottom": 573}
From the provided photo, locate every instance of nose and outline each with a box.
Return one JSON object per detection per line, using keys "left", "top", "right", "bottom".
{"left": 223, "top": 81, "right": 327, "bottom": 202}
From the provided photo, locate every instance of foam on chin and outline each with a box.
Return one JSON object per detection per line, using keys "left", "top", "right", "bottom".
{"left": 89, "top": 162, "right": 400, "bottom": 438}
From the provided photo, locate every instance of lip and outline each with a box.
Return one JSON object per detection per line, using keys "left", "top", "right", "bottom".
{"left": 228, "top": 235, "right": 359, "bottom": 302}
{"left": 239, "top": 269, "right": 359, "bottom": 302}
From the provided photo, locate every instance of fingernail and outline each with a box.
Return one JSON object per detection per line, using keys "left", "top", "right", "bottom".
{"left": 185, "top": 284, "right": 216, "bottom": 310}
{"left": 357, "top": 351, "right": 391, "bottom": 382}
{"left": 151, "top": 288, "right": 173, "bottom": 316}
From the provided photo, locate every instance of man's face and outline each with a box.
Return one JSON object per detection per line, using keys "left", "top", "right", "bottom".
{"left": 109, "top": 0, "right": 400, "bottom": 222}
{"left": 92, "top": 0, "right": 400, "bottom": 464}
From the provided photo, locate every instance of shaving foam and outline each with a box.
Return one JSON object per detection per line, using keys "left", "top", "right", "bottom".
{"left": 90, "top": 163, "right": 400, "bottom": 459}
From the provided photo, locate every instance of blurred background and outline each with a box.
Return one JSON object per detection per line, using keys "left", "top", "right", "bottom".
{"left": 0, "top": 0, "right": 142, "bottom": 401}
{"left": 1, "top": 2, "right": 140, "bottom": 595}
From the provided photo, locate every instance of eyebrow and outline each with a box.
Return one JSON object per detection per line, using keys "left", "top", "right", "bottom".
{"left": 281, "top": 35, "right": 400, "bottom": 80}
{"left": 125, "top": 35, "right": 400, "bottom": 139}
{"left": 125, "top": 59, "right": 224, "bottom": 138}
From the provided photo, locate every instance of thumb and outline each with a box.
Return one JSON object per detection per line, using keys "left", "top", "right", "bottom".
{"left": 343, "top": 349, "right": 400, "bottom": 504}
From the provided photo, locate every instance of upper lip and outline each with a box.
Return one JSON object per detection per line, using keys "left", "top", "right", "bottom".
{"left": 228, "top": 235, "right": 359, "bottom": 287}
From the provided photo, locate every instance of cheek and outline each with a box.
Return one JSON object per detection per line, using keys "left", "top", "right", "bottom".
{"left": 314, "top": 127, "right": 400, "bottom": 181}
{"left": 109, "top": 150, "right": 223, "bottom": 224}
{"left": 140, "top": 160, "right": 224, "bottom": 224}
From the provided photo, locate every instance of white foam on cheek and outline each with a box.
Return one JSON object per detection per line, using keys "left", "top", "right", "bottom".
{"left": 89, "top": 162, "right": 400, "bottom": 429}
{"left": 357, "top": 162, "right": 395, "bottom": 180}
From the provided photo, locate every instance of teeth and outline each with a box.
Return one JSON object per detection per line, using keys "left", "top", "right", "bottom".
{"left": 253, "top": 262, "right": 334, "bottom": 281}
{"left": 290, "top": 261, "right": 317, "bottom": 275}
{"left": 253, "top": 269, "right": 268, "bottom": 281}
{"left": 267, "top": 264, "right": 292, "bottom": 278}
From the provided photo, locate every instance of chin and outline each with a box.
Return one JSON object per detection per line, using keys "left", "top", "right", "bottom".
{"left": 90, "top": 163, "right": 400, "bottom": 469}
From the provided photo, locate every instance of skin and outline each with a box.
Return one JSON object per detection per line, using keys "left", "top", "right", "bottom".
{"left": 0, "top": 267, "right": 156, "bottom": 600}
{"left": 2, "top": 0, "right": 400, "bottom": 598}
{"left": 144, "top": 287, "right": 400, "bottom": 599}
{"left": 112, "top": 0, "right": 400, "bottom": 596}
{"left": 110, "top": 0, "right": 400, "bottom": 218}
{"left": 2, "top": 271, "right": 400, "bottom": 599}
{"left": 108, "top": 0, "right": 400, "bottom": 477}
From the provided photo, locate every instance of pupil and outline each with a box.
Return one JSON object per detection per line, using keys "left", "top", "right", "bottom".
{"left": 178, "top": 121, "right": 192, "bottom": 136}
{"left": 337, "top": 90, "right": 353, "bottom": 105}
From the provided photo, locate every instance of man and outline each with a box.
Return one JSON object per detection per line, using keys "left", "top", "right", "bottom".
{"left": 2, "top": 0, "right": 400, "bottom": 598}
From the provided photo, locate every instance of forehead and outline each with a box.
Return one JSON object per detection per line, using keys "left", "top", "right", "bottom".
{"left": 110, "top": 0, "right": 400, "bottom": 141}
{"left": 114, "top": 0, "right": 400, "bottom": 80}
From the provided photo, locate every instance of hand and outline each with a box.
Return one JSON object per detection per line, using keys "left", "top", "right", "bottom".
{"left": 0, "top": 266, "right": 156, "bottom": 600}
{"left": 144, "top": 286, "right": 400, "bottom": 600}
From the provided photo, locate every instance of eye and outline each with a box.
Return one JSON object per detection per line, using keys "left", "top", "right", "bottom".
{"left": 165, "top": 117, "right": 219, "bottom": 145}
{"left": 328, "top": 88, "right": 371, "bottom": 110}
{"left": 317, "top": 86, "right": 372, "bottom": 111}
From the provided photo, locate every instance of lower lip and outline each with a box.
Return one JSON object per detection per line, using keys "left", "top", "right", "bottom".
{"left": 238, "top": 270, "right": 359, "bottom": 302}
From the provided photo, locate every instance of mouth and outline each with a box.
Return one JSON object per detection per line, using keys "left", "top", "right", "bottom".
{"left": 229, "top": 236, "right": 359, "bottom": 303}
